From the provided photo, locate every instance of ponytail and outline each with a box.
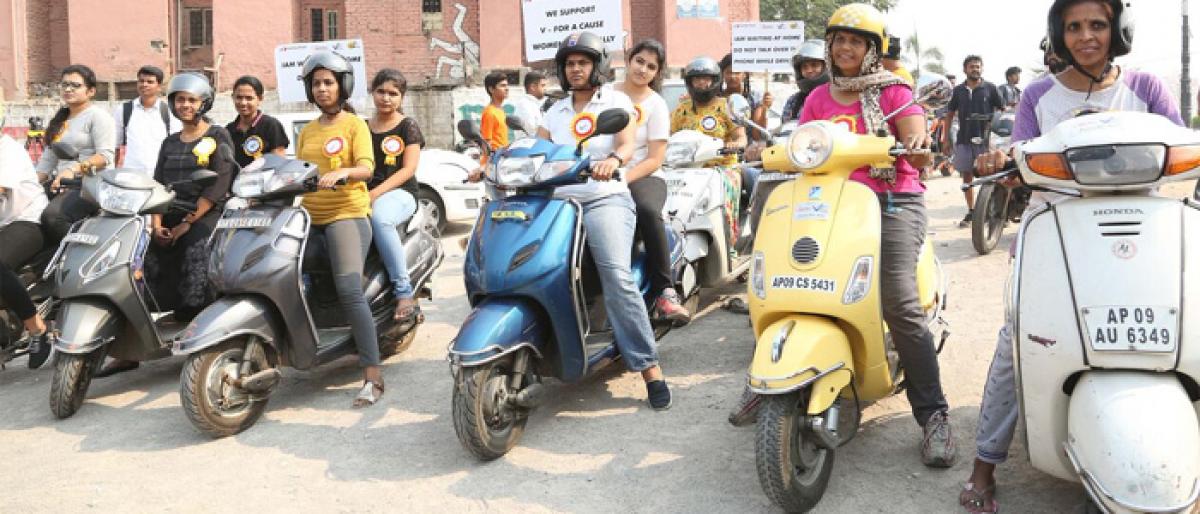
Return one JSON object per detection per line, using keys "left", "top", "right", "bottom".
{"left": 44, "top": 107, "right": 70, "bottom": 144}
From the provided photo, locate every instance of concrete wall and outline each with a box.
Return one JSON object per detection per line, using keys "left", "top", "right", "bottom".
{"left": 213, "top": 0, "right": 295, "bottom": 90}
{"left": 65, "top": 0, "right": 172, "bottom": 84}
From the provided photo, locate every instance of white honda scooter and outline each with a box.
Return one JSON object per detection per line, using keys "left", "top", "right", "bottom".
{"left": 978, "top": 111, "right": 1200, "bottom": 513}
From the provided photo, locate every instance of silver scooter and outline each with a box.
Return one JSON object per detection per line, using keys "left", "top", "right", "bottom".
{"left": 172, "top": 154, "right": 443, "bottom": 438}
{"left": 46, "top": 144, "right": 218, "bottom": 418}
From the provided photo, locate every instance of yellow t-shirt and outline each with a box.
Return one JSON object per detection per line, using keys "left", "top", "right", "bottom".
{"left": 298, "top": 112, "right": 375, "bottom": 225}
{"left": 670, "top": 99, "right": 739, "bottom": 167}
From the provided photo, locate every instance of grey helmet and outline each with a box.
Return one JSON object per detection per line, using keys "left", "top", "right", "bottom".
{"left": 165, "top": 72, "right": 214, "bottom": 119}
{"left": 791, "top": 39, "right": 829, "bottom": 93}
{"left": 683, "top": 56, "right": 722, "bottom": 104}
{"left": 554, "top": 31, "right": 610, "bottom": 90}
{"left": 301, "top": 51, "right": 355, "bottom": 104}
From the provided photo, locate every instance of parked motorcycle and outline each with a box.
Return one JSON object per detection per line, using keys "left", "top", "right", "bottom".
{"left": 743, "top": 75, "right": 953, "bottom": 511}
{"left": 171, "top": 154, "right": 443, "bottom": 437}
{"left": 46, "top": 144, "right": 217, "bottom": 419}
{"left": 970, "top": 110, "right": 1200, "bottom": 513}
{"left": 968, "top": 110, "right": 1030, "bottom": 255}
{"left": 448, "top": 109, "right": 685, "bottom": 460}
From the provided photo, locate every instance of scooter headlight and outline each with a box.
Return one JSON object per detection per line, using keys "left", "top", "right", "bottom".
{"left": 494, "top": 156, "right": 544, "bottom": 187}
{"left": 751, "top": 251, "right": 766, "bottom": 300}
{"left": 96, "top": 181, "right": 151, "bottom": 215}
{"left": 536, "top": 160, "right": 576, "bottom": 182}
{"left": 787, "top": 122, "right": 834, "bottom": 170}
{"left": 842, "top": 255, "right": 874, "bottom": 305}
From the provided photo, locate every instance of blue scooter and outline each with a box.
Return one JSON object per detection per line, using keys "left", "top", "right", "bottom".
{"left": 449, "top": 109, "right": 689, "bottom": 460}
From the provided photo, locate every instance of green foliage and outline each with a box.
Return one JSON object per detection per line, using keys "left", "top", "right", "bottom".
{"left": 760, "top": 0, "right": 899, "bottom": 39}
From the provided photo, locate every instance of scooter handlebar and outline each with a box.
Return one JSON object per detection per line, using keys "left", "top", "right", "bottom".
{"left": 961, "top": 164, "right": 1019, "bottom": 191}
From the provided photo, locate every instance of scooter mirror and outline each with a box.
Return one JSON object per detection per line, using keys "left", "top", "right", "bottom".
{"left": 914, "top": 72, "right": 953, "bottom": 110}
{"left": 51, "top": 141, "right": 80, "bottom": 161}
{"left": 594, "top": 108, "right": 631, "bottom": 135}
{"left": 727, "top": 94, "right": 752, "bottom": 123}
{"left": 457, "top": 119, "right": 487, "bottom": 148}
{"left": 187, "top": 169, "right": 220, "bottom": 188}
{"left": 507, "top": 115, "right": 526, "bottom": 134}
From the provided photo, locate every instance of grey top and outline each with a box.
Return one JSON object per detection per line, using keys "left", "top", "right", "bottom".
{"left": 35, "top": 104, "right": 117, "bottom": 176}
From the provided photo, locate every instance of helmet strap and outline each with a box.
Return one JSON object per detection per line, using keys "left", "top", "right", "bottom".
{"left": 1072, "top": 60, "right": 1114, "bottom": 102}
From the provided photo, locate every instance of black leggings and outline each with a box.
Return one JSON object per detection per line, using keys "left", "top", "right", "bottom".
{"left": 41, "top": 190, "right": 97, "bottom": 243}
{"left": 629, "top": 176, "right": 672, "bottom": 293}
{"left": 0, "top": 221, "right": 44, "bottom": 270}
{"left": 305, "top": 218, "right": 379, "bottom": 367}
{"left": 0, "top": 265, "right": 35, "bottom": 321}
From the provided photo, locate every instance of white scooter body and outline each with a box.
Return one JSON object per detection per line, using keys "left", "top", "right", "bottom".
{"left": 659, "top": 129, "right": 746, "bottom": 286}
{"left": 1011, "top": 112, "right": 1200, "bottom": 512}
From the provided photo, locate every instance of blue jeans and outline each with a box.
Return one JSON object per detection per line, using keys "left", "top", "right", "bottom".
{"left": 370, "top": 189, "right": 417, "bottom": 298}
{"left": 580, "top": 192, "right": 660, "bottom": 372}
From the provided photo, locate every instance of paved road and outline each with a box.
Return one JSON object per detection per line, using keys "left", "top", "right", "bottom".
{"left": 1, "top": 177, "right": 1194, "bottom": 512}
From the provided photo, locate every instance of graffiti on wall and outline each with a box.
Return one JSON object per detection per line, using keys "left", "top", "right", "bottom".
{"left": 429, "top": 3, "right": 479, "bottom": 80}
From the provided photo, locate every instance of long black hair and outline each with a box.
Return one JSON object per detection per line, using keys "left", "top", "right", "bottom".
{"left": 627, "top": 39, "right": 667, "bottom": 92}
{"left": 45, "top": 64, "right": 97, "bottom": 144}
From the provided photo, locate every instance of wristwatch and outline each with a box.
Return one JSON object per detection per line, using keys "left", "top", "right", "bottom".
{"left": 605, "top": 152, "right": 625, "bottom": 167}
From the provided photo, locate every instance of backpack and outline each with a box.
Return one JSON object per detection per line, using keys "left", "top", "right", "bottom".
{"left": 122, "top": 100, "right": 172, "bottom": 145}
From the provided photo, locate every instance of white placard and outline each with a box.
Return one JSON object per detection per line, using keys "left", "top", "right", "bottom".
{"left": 274, "top": 39, "right": 368, "bottom": 103}
{"left": 731, "top": 22, "right": 805, "bottom": 72}
{"left": 521, "top": 0, "right": 625, "bottom": 62}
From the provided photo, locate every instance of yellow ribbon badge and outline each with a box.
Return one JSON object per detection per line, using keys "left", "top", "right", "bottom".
{"left": 323, "top": 136, "right": 346, "bottom": 170}
{"left": 193, "top": 137, "right": 218, "bottom": 168}
{"left": 242, "top": 135, "right": 265, "bottom": 159}
{"left": 570, "top": 112, "right": 597, "bottom": 143}
{"left": 381, "top": 135, "right": 405, "bottom": 166}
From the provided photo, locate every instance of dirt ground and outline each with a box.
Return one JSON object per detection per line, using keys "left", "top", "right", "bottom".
{"left": 1, "top": 177, "right": 1195, "bottom": 513}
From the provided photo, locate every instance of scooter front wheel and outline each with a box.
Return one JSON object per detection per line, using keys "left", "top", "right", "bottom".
{"left": 48, "top": 347, "right": 105, "bottom": 419}
{"left": 755, "top": 393, "right": 835, "bottom": 513}
{"left": 180, "top": 338, "right": 273, "bottom": 438}
{"left": 971, "top": 184, "right": 1009, "bottom": 255}
{"left": 452, "top": 358, "right": 528, "bottom": 460}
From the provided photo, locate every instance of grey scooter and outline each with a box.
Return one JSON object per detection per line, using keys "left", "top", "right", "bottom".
{"left": 45, "top": 143, "right": 218, "bottom": 419}
{"left": 173, "top": 155, "right": 443, "bottom": 438}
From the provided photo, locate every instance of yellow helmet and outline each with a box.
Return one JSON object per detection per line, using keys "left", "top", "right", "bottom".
{"left": 826, "top": 3, "right": 889, "bottom": 54}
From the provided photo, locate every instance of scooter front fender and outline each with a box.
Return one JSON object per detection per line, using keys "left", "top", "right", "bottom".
{"left": 748, "top": 315, "right": 854, "bottom": 415}
{"left": 53, "top": 298, "right": 122, "bottom": 354}
{"left": 1065, "top": 371, "right": 1200, "bottom": 512}
{"left": 449, "top": 297, "right": 547, "bottom": 368}
{"left": 171, "top": 296, "right": 283, "bottom": 356}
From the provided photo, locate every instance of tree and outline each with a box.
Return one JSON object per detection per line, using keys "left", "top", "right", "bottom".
{"left": 901, "top": 33, "right": 946, "bottom": 79}
{"left": 760, "top": 0, "right": 898, "bottom": 39}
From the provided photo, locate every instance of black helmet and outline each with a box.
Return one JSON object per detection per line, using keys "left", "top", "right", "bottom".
{"left": 301, "top": 51, "right": 355, "bottom": 105}
{"left": 554, "top": 31, "right": 610, "bottom": 90}
{"left": 1047, "top": 0, "right": 1133, "bottom": 63}
{"left": 165, "top": 72, "right": 214, "bottom": 119}
{"left": 683, "top": 56, "right": 721, "bottom": 104}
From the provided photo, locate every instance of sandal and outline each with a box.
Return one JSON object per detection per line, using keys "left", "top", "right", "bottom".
{"left": 394, "top": 298, "right": 420, "bottom": 323}
{"left": 959, "top": 482, "right": 998, "bottom": 513}
{"left": 352, "top": 380, "right": 385, "bottom": 408}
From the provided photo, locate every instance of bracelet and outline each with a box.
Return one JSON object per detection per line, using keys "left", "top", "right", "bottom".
{"left": 606, "top": 152, "right": 625, "bottom": 167}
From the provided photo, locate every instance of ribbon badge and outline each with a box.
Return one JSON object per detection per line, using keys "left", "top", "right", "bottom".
{"left": 323, "top": 136, "right": 346, "bottom": 170}
{"left": 571, "top": 112, "right": 597, "bottom": 143}
{"left": 242, "top": 135, "right": 265, "bottom": 159}
{"left": 381, "top": 135, "right": 405, "bottom": 166}
{"left": 634, "top": 104, "right": 646, "bottom": 126}
{"left": 193, "top": 136, "right": 218, "bottom": 168}
{"left": 53, "top": 121, "right": 69, "bottom": 143}
{"left": 700, "top": 115, "right": 719, "bottom": 132}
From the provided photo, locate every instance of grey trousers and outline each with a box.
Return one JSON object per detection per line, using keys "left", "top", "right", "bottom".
{"left": 976, "top": 322, "right": 1019, "bottom": 464}
{"left": 307, "top": 218, "right": 379, "bottom": 367}
{"left": 880, "top": 194, "right": 949, "bottom": 426}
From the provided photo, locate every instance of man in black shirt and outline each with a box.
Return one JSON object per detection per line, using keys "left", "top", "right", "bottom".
{"left": 225, "top": 75, "right": 290, "bottom": 169}
{"left": 942, "top": 55, "right": 1003, "bottom": 228}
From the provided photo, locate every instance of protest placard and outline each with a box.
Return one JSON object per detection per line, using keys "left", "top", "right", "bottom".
{"left": 730, "top": 22, "right": 805, "bottom": 73}
{"left": 274, "top": 39, "right": 368, "bottom": 103}
{"left": 521, "top": 0, "right": 625, "bottom": 62}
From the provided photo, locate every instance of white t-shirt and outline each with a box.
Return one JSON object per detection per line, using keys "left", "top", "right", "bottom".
{"left": 507, "top": 93, "right": 545, "bottom": 136}
{"left": 539, "top": 84, "right": 635, "bottom": 202}
{"left": 113, "top": 98, "right": 182, "bottom": 174}
{"left": 628, "top": 90, "right": 670, "bottom": 172}
{"left": 0, "top": 135, "right": 49, "bottom": 227}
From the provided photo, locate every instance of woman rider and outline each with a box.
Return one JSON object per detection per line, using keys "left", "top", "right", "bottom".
{"left": 296, "top": 51, "right": 387, "bottom": 407}
{"left": 960, "top": 1, "right": 1182, "bottom": 511}
{"left": 96, "top": 73, "right": 237, "bottom": 378}
{"left": 366, "top": 68, "right": 424, "bottom": 324}
{"left": 799, "top": 3, "right": 956, "bottom": 466}
{"left": 36, "top": 64, "right": 116, "bottom": 243}
{"left": 613, "top": 39, "right": 689, "bottom": 323}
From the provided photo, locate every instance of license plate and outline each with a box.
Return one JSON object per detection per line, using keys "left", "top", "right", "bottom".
{"left": 490, "top": 210, "right": 528, "bottom": 221}
{"left": 216, "top": 216, "right": 272, "bottom": 229}
{"left": 1083, "top": 305, "right": 1177, "bottom": 352}
{"left": 62, "top": 233, "right": 98, "bottom": 245}
{"left": 770, "top": 275, "right": 837, "bottom": 293}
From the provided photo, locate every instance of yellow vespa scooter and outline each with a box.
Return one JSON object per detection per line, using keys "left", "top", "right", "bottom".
{"left": 745, "top": 75, "right": 952, "bottom": 512}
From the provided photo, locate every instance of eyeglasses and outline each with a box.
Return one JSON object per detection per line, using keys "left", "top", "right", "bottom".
{"left": 60, "top": 81, "right": 85, "bottom": 91}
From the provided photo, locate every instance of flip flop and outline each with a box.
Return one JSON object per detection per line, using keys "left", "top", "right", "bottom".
{"left": 95, "top": 359, "right": 140, "bottom": 378}
{"left": 959, "top": 482, "right": 999, "bottom": 513}
{"left": 352, "top": 380, "right": 385, "bottom": 408}
{"left": 394, "top": 299, "right": 421, "bottom": 323}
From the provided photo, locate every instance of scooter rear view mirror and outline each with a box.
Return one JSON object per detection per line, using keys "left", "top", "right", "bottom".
{"left": 457, "top": 119, "right": 488, "bottom": 149}
{"left": 727, "top": 94, "right": 751, "bottom": 123}
{"left": 914, "top": 72, "right": 953, "bottom": 110}
{"left": 187, "top": 169, "right": 220, "bottom": 188}
{"left": 507, "top": 115, "right": 526, "bottom": 134}
{"left": 51, "top": 142, "right": 80, "bottom": 161}
{"left": 575, "top": 108, "right": 631, "bottom": 157}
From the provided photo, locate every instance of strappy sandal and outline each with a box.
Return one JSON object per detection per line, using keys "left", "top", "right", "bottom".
{"left": 394, "top": 298, "right": 420, "bottom": 323}
{"left": 959, "top": 482, "right": 999, "bottom": 513}
{"left": 352, "top": 380, "right": 384, "bottom": 408}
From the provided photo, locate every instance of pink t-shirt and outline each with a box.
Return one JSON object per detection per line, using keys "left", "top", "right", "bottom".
{"left": 799, "top": 83, "right": 925, "bottom": 193}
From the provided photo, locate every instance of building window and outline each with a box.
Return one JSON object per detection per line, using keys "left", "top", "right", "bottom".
{"left": 422, "top": 0, "right": 441, "bottom": 13}
{"left": 327, "top": 10, "right": 339, "bottom": 40}
{"left": 310, "top": 9, "right": 324, "bottom": 41}
{"left": 187, "top": 8, "right": 213, "bottom": 47}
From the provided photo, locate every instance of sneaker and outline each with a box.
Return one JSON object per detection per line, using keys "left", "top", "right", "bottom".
{"left": 26, "top": 332, "right": 51, "bottom": 370}
{"left": 646, "top": 379, "right": 672, "bottom": 410}
{"left": 957, "top": 211, "right": 973, "bottom": 228}
{"left": 654, "top": 288, "right": 691, "bottom": 324}
{"left": 727, "top": 386, "right": 762, "bottom": 426}
{"left": 922, "top": 410, "right": 957, "bottom": 468}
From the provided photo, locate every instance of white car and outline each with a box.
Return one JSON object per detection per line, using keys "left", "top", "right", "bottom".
{"left": 271, "top": 112, "right": 486, "bottom": 230}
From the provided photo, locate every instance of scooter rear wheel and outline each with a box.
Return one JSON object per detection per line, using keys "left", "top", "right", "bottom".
{"left": 755, "top": 393, "right": 835, "bottom": 513}
{"left": 452, "top": 358, "right": 528, "bottom": 460}
{"left": 180, "top": 338, "right": 273, "bottom": 438}
{"left": 48, "top": 347, "right": 105, "bottom": 419}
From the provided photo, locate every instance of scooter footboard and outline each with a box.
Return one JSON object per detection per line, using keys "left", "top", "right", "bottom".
{"left": 449, "top": 298, "right": 548, "bottom": 368}
{"left": 748, "top": 316, "right": 853, "bottom": 415}
{"left": 1066, "top": 371, "right": 1200, "bottom": 512}
{"left": 171, "top": 296, "right": 284, "bottom": 356}
{"left": 53, "top": 298, "right": 122, "bottom": 354}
